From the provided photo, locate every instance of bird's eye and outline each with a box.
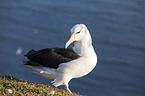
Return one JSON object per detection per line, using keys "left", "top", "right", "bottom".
{"left": 76, "top": 27, "right": 83, "bottom": 34}
{"left": 76, "top": 31, "right": 80, "bottom": 34}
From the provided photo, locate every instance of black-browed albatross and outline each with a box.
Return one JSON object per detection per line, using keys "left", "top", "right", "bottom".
{"left": 24, "top": 24, "right": 97, "bottom": 93}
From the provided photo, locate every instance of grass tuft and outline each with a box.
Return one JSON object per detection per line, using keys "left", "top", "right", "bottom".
{"left": 0, "top": 75, "right": 83, "bottom": 96}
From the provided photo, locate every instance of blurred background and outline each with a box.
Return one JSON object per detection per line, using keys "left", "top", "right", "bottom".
{"left": 0, "top": 0, "right": 145, "bottom": 96}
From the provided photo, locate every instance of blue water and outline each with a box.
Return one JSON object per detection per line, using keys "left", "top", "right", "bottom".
{"left": 0, "top": 0, "right": 145, "bottom": 96}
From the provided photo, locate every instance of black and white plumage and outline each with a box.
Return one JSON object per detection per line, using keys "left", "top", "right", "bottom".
{"left": 24, "top": 24, "right": 97, "bottom": 93}
{"left": 25, "top": 48, "right": 80, "bottom": 69}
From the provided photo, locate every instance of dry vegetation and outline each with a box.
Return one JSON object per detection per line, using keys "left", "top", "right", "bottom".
{"left": 0, "top": 75, "right": 83, "bottom": 96}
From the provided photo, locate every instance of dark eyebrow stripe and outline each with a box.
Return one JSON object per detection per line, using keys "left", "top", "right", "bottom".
{"left": 76, "top": 27, "right": 83, "bottom": 34}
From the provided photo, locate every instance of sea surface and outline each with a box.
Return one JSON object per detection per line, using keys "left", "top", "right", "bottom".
{"left": 0, "top": 0, "right": 145, "bottom": 96}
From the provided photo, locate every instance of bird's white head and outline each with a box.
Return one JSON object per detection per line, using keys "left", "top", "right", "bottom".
{"left": 65, "top": 24, "right": 91, "bottom": 48}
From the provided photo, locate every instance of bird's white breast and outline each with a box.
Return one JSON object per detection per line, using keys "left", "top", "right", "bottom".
{"left": 58, "top": 46, "right": 97, "bottom": 78}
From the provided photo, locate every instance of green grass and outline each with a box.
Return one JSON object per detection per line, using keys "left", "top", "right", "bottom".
{"left": 0, "top": 75, "right": 83, "bottom": 96}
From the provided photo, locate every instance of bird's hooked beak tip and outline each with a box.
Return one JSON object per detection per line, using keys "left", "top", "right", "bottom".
{"left": 65, "top": 33, "right": 75, "bottom": 49}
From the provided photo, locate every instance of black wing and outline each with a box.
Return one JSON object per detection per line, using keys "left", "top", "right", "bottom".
{"left": 24, "top": 48, "right": 80, "bottom": 69}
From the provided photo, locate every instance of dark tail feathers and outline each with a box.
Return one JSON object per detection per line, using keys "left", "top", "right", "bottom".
{"left": 24, "top": 49, "right": 36, "bottom": 59}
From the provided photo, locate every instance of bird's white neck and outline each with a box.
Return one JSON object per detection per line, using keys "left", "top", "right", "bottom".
{"left": 73, "top": 31, "right": 95, "bottom": 57}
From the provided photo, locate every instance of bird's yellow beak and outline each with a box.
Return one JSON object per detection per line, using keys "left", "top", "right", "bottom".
{"left": 65, "top": 33, "right": 75, "bottom": 49}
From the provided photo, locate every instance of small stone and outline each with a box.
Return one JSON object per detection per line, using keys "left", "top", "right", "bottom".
{"left": 8, "top": 89, "right": 12, "bottom": 94}
{"left": 48, "top": 91, "right": 55, "bottom": 96}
